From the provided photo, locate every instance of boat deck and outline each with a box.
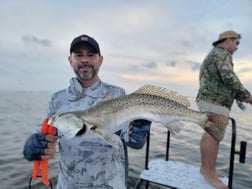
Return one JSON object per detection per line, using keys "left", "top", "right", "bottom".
{"left": 140, "top": 159, "right": 228, "bottom": 189}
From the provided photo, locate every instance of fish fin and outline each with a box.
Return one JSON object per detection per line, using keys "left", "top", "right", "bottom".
{"left": 101, "top": 92, "right": 115, "bottom": 102}
{"left": 153, "top": 121, "right": 184, "bottom": 134}
{"left": 92, "top": 92, "right": 116, "bottom": 106}
{"left": 133, "top": 85, "right": 190, "bottom": 107}
{"left": 164, "top": 121, "right": 184, "bottom": 134}
{"left": 80, "top": 128, "right": 120, "bottom": 148}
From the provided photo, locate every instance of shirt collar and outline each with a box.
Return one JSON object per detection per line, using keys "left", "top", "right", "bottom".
{"left": 66, "top": 78, "right": 102, "bottom": 101}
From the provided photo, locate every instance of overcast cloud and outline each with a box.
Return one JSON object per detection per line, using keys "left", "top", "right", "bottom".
{"left": 0, "top": 0, "right": 252, "bottom": 96}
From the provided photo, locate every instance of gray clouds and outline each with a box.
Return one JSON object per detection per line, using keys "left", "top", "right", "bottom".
{"left": 0, "top": 0, "right": 252, "bottom": 94}
{"left": 21, "top": 35, "right": 51, "bottom": 47}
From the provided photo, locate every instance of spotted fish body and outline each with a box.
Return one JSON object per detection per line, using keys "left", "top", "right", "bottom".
{"left": 48, "top": 85, "right": 212, "bottom": 139}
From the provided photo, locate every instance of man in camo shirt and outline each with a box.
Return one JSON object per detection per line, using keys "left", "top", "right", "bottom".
{"left": 196, "top": 30, "right": 252, "bottom": 189}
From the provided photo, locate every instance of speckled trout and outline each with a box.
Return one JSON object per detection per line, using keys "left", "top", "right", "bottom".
{"left": 48, "top": 85, "right": 212, "bottom": 139}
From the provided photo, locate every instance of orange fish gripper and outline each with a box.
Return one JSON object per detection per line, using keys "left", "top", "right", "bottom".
{"left": 29, "top": 117, "right": 56, "bottom": 188}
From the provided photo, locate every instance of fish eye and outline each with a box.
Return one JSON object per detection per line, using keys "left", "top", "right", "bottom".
{"left": 90, "top": 125, "right": 97, "bottom": 131}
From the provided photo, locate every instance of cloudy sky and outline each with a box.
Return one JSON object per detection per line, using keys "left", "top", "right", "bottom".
{"left": 1, "top": 0, "right": 252, "bottom": 97}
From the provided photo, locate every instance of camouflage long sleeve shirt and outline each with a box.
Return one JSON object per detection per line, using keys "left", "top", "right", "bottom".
{"left": 196, "top": 47, "right": 250, "bottom": 110}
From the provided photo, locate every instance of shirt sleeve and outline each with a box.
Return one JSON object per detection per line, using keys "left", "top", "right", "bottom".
{"left": 216, "top": 54, "right": 251, "bottom": 101}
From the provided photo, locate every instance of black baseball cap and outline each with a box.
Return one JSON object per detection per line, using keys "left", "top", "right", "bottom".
{"left": 70, "top": 34, "right": 100, "bottom": 55}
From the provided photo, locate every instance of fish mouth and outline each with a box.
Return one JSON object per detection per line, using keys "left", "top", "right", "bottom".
{"left": 75, "top": 123, "right": 87, "bottom": 136}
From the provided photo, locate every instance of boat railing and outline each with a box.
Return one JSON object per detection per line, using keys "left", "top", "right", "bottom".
{"left": 134, "top": 117, "right": 247, "bottom": 189}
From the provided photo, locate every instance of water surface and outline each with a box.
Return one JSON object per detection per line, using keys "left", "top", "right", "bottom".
{"left": 0, "top": 91, "right": 251, "bottom": 189}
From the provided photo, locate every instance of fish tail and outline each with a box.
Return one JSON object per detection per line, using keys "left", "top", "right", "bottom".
{"left": 164, "top": 122, "right": 184, "bottom": 134}
{"left": 31, "top": 118, "right": 56, "bottom": 185}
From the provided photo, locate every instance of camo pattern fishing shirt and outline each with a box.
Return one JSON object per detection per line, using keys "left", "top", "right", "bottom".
{"left": 196, "top": 47, "right": 250, "bottom": 111}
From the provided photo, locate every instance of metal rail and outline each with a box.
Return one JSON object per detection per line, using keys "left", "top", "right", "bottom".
{"left": 135, "top": 117, "right": 247, "bottom": 189}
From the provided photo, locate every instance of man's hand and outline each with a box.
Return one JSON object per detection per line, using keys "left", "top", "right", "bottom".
{"left": 128, "top": 121, "right": 134, "bottom": 135}
{"left": 23, "top": 133, "right": 58, "bottom": 161}
{"left": 41, "top": 134, "right": 58, "bottom": 160}
{"left": 127, "top": 119, "right": 151, "bottom": 149}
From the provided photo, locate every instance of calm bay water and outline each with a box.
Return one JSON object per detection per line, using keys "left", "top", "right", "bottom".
{"left": 0, "top": 91, "right": 251, "bottom": 189}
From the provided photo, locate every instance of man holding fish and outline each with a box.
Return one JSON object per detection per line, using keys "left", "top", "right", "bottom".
{"left": 23, "top": 34, "right": 151, "bottom": 189}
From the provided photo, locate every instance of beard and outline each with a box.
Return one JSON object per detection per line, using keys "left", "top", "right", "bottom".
{"left": 74, "top": 63, "right": 99, "bottom": 81}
